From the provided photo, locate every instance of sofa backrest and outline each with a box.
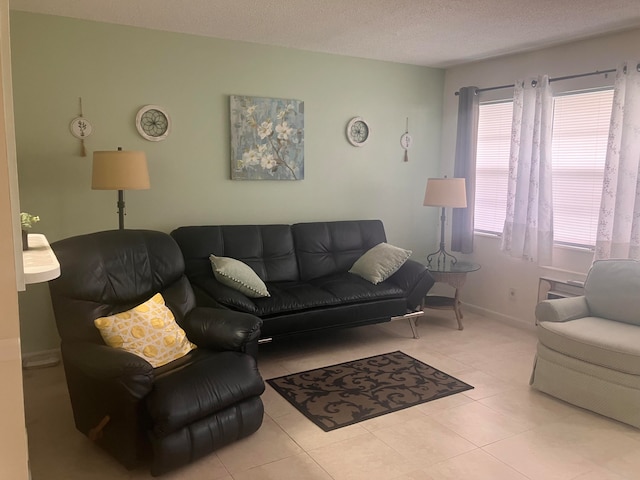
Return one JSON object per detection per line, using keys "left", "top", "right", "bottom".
{"left": 292, "top": 220, "right": 386, "bottom": 281}
{"left": 171, "top": 225, "right": 299, "bottom": 282}
{"left": 585, "top": 259, "right": 640, "bottom": 326}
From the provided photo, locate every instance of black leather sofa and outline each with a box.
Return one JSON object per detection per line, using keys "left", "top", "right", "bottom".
{"left": 171, "top": 220, "right": 434, "bottom": 341}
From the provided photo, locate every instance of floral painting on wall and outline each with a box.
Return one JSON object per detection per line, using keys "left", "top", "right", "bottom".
{"left": 230, "top": 95, "right": 304, "bottom": 180}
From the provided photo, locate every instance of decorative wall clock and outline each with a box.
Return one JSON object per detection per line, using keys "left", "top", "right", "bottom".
{"left": 136, "top": 105, "right": 171, "bottom": 141}
{"left": 346, "top": 116, "right": 370, "bottom": 147}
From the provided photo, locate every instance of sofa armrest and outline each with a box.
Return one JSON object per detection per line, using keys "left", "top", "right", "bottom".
{"left": 535, "top": 296, "right": 590, "bottom": 323}
{"left": 387, "top": 259, "right": 435, "bottom": 310}
{"left": 191, "top": 275, "right": 258, "bottom": 313}
{"left": 183, "top": 307, "right": 262, "bottom": 356}
{"left": 62, "top": 342, "right": 154, "bottom": 399}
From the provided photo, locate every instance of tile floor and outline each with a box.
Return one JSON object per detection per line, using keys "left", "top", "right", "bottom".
{"left": 22, "top": 312, "right": 640, "bottom": 479}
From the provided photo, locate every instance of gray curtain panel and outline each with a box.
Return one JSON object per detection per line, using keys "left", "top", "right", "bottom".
{"left": 451, "top": 86, "right": 479, "bottom": 254}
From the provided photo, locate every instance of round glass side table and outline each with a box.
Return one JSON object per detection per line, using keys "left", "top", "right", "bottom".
{"left": 423, "top": 261, "right": 481, "bottom": 330}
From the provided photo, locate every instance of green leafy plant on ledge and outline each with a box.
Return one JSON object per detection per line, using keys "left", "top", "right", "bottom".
{"left": 20, "top": 212, "right": 40, "bottom": 250}
{"left": 20, "top": 212, "right": 40, "bottom": 229}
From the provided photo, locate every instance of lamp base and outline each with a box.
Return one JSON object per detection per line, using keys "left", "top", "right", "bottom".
{"left": 426, "top": 247, "right": 458, "bottom": 271}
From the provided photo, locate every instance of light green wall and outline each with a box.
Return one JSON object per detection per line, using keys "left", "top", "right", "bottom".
{"left": 11, "top": 12, "right": 444, "bottom": 353}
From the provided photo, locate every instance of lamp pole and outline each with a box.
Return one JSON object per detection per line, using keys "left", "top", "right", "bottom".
{"left": 426, "top": 206, "right": 458, "bottom": 270}
{"left": 117, "top": 190, "right": 125, "bottom": 230}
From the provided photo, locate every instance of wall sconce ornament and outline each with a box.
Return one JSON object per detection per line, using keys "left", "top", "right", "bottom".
{"left": 69, "top": 97, "right": 93, "bottom": 157}
{"left": 400, "top": 117, "right": 412, "bottom": 162}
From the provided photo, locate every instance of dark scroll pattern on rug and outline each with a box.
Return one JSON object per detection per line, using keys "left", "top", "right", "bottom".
{"left": 267, "top": 351, "right": 473, "bottom": 431}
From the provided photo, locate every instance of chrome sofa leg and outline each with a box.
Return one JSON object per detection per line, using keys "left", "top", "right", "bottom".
{"left": 391, "top": 310, "right": 424, "bottom": 339}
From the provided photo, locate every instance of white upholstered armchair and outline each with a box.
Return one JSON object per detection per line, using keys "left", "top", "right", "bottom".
{"left": 531, "top": 259, "right": 640, "bottom": 428}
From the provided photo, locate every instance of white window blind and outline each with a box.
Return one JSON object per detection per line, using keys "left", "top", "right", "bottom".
{"left": 474, "top": 88, "right": 613, "bottom": 248}
{"left": 474, "top": 101, "right": 513, "bottom": 233}
{"left": 551, "top": 89, "right": 613, "bottom": 247}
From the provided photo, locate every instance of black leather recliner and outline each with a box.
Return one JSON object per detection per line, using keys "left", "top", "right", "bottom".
{"left": 48, "top": 229, "right": 265, "bottom": 476}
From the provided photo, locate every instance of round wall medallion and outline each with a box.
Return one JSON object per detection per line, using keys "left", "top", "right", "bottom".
{"left": 346, "top": 116, "right": 370, "bottom": 147}
{"left": 136, "top": 105, "right": 171, "bottom": 141}
{"left": 69, "top": 116, "right": 93, "bottom": 139}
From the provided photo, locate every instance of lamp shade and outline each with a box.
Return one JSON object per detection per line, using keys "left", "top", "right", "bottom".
{"left": 423, "top": 177, "right": 467, "bottom": 208}
{"left": 92, "top": 150, "right": 150, "bottom": 190}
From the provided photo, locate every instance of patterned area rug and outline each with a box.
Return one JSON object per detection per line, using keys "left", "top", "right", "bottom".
{"left": 267, "top": 350, "right": 474, "bottom": 431}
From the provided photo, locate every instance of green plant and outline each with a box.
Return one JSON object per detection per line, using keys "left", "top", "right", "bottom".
{"left": 20, "top": 212, "right": 40, "bottom": 229}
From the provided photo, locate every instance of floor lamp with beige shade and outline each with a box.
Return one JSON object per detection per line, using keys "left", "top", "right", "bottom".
{"left": 423, "top": 177, "right": 467, "bottom": 270}
{"left": 92, "top": 148, "right": 150, "bottom": 229}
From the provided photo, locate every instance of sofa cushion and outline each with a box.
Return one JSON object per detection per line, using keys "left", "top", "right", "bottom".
{"left": 252, "top": 273, "right": 405, "bottom": 317}
{"left": 349, "top": 242, "right": 412, "bottom": 284}
{"left": 532, "top": 343, "right": 640, "bottom": 429}
{"left": 537, "top": 316, "right": 640, "bottom": 375}
{"left": 259, "top": 297, "right": 407, "bottom": 338}
{"left": 210, "top": 255, "right": 270, "bottom": 298}
{"left": 585, "top": 259, "right": 640, "bottom": 326}
{"left": 293, "top": 220, "right": 387, "bottom": 281}
{"left": 94, "top": 293, "right": 196, "bottom": 368}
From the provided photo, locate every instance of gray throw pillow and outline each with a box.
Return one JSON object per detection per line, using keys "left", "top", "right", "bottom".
{"left": 209, "top": 255, "right": 270, "bottom": 298}
{"left": 349, "top": 242, "right": 412, "bottom": 285}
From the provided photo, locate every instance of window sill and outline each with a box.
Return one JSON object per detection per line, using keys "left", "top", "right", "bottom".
{"left": 554, "top": 243, "right": 594, "bottom": 253}
{"left": 474, "top": 231, "right": 501, "bottom": 239}
{"left": 473, "top": 231, "right": 595, "bottom": 253}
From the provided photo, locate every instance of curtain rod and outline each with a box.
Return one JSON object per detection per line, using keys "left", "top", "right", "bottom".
{"left": 454, "top": 67, "right": 617, "bottom": 96}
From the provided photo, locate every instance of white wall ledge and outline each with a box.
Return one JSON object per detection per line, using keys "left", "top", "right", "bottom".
{"left": 23, "top": 233, "right": 60, "bottom": 284}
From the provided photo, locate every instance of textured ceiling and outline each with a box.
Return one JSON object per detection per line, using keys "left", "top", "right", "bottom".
{"left": 10, "top": 0, "right": 640, "bottom": 67}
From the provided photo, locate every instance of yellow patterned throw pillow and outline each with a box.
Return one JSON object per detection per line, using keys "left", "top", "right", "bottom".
{"left": 94, "top": 293, "right": 196, "bottom": 368}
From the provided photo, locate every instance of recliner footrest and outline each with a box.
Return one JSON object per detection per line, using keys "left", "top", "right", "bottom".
{"left": 146, "top": 351, "right": 264, "bottom": 435}
{"left": 149, "top": 396, "right": 264, "bottom": 476}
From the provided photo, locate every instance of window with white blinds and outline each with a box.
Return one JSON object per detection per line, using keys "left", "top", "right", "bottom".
{"left": 474, "top": 88, "right": 613, "bottom": 248}
{"left": 474, "top": 101, "right": 512, "bottom": 233}
{"left": 551, "top": 89, "right": 613, "bottom": 247}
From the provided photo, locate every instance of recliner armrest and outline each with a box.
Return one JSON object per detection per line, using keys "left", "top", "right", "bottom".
{"left": 62, "top": 342, "right": 154, "bottom": 399}
{"left": 183, "top": 307, "right": 262, "bottom": 355}
{"left": 535, "top": 296, "right": 590, "bottom": 323}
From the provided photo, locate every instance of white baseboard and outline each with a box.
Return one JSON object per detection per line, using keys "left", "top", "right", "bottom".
{"left": 22, "top": 348, "right": 60, "bottom": 369}
{"left": 462, "top": 303, "right": 536, "bottom": 332}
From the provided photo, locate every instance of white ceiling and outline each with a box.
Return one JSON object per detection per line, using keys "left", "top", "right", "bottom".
{"left": 10, "top": 0, "right": 640, "bottom": 67}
